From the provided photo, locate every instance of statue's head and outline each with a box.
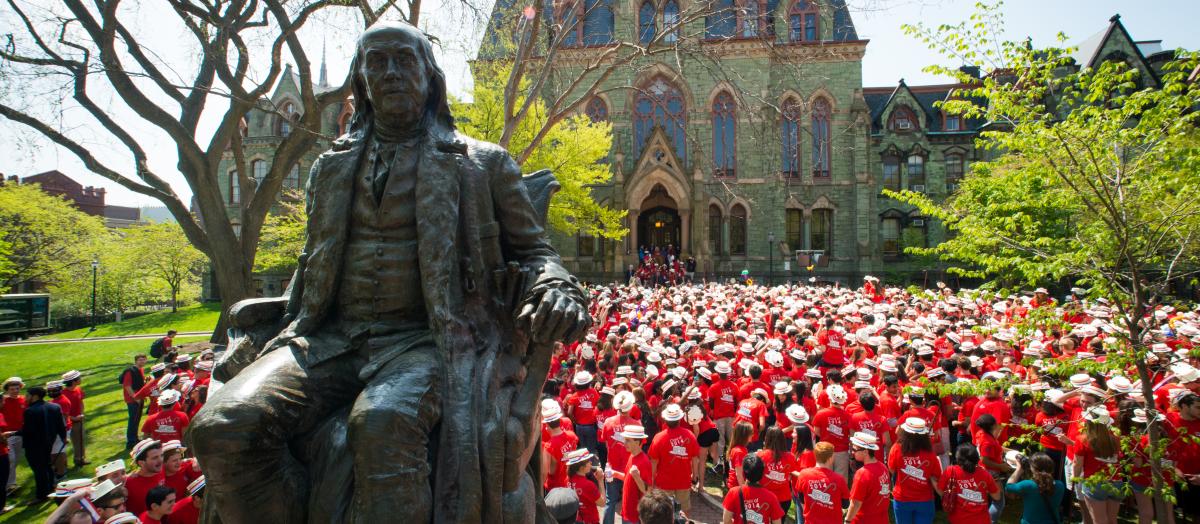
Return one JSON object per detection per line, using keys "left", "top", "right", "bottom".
{"left": 347, "top": 22, "right": 453, "bottom": 138}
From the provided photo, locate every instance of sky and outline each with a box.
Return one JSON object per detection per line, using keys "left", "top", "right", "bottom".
{"left": 2, "top": 0, "right": 1197, "bottom": 208}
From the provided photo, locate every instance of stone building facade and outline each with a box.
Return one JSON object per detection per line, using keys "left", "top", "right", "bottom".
{"left": 212, "top": 10, "right": 1174, "bottom": 296}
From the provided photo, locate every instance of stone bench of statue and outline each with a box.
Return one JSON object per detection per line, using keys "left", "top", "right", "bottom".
{"left": 189, "top": 24, "right": 590, "bottom": 524}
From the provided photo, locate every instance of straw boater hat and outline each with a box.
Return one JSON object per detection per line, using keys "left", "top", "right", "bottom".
{"left": 1131, "top": 408, "right": 1165, "bottom": 424}
{"left": 130, "top": 438, "right": 160, "bottom": 461}
{"left": 91, "top": 479, "right": 122, "bottom": 501}
{"left": 613, "top": 391, "right": 636, "bottom": 412}
{"left": 188, "top": 475, "right": 206, "bottom": 497}
{"left": 773, "top": 381, "right": 791, "bottom": 395}
{"left": 105, "top": 513, "right": 141, "bottom": 524}
{"left": 1082, "top": 406, "right": 1113, "bottom": 426}
{"left": 620, "top": 425, "right": 649, "bottom": 440}
{"left": 95, "top": 459, "right": 125, "bottom": 478}
{"left": 2, "top": 377, "right": 22, "bottom": 389}
{"left": 573, "top": 371, "right": 593, "bottom": 386}
{"left": 825, "top": 385, "right": 848, "bottom": 405}
{"left": 900, "top": 417, "right": 929, "bottom": 435}
{"left": 541, "top": 401, "right": 563, "bottom": 423}
{"left": 564, "top": 448, "right": 594, "bottom": 466}
{"left": 849, "top": 431, "right": 879, "bottom": 450}
{"left": 61, "top": 370, "right": 81, "bottom": 382}
{"left": 661, "top": 403, "right": 685, "bottom": 422}
{"left": 785, "top": 404, "right": 809, "bottom": 425}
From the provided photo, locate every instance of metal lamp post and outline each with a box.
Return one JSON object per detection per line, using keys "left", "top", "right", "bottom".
{"left": 767, "top": 231, "right": 775, "bottom": 287}
{"left": 90, "top": 258, "right": 99, "bottom": 330}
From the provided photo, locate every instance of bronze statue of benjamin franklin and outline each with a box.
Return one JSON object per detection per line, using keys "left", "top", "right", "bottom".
{"left": 190, "top": 22, "right": 590, "bottom": 524}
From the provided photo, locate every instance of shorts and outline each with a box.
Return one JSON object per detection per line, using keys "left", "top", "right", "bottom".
{"left": 1081, "top": 481, "right": 1124, "bottom": 501}
{"left": 698, "top": 428, "right": 719, "bottom": 448}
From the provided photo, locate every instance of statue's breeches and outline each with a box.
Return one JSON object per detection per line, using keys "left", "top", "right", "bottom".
{"left": 190, "top": 334, "right": 442, "bottom": 524}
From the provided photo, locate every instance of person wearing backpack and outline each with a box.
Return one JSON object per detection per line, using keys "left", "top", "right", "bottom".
{"left": 150, "top": 331, "right": 177, "bottom": 361}
{"left": 119, "top": 355, "right": 148, "bottom": 450}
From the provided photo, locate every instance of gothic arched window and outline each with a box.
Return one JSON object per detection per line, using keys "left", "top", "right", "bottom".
{"left": 709, "top": 204, "right": 724, "bottom": 256}
{"left": 638, "top": 1, "right": 657, "bottom": 44}
{"left": 277, "top": 102, "right": 299, "bottom": 136}
{"left": 585, "top": 97, "right": 608, "bottom": 122}
{"left": 730, "top": 204, "right": 747, "bottom": 256}
{"left": 810, "top": 98, "right": 831, "bottom": 178}
{"left": 582, "top": 0, "right": 614, "bottom": 45}
{"left": 712, "top": 91, "right": 736, "bottom": 178}
{"left": 633, "top": 76, "right": 687, "bottom": 161}
{"left": 789, "top": 0, "right": 819, "bottom": 42}
{"left": 780, "top": 98, "right": 802, "bottom": 178}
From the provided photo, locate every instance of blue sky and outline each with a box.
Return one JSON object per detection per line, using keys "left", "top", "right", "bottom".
{"left": 3, "top": 0, "right": 1197, "bottom": 208}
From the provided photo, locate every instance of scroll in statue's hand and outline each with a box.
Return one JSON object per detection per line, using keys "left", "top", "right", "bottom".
{"left": 516, "top": 287, "right": 591, "bottom": 345}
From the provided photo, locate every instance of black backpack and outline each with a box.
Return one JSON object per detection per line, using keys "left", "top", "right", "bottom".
{"left": 149, "top": 337, "right": 166, "bottom": 358}
{"left": 116, "top": 365, "right": 145, "bottom": 391}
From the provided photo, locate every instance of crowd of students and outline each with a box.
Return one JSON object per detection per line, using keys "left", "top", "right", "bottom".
{"left": 538, "top": 280, "right": 1200, "bottom": 524}
{"left": 0, "top": 334, "right": 210, "bottom": 524}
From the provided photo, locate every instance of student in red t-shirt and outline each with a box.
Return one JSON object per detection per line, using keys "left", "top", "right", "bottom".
{"left": 939, "top": 444, "right": 1001, "bottom": 524}
{"left": 124, "top": 439, "right": 166, "bottom": 516}
{"left": 709, "top": 362, "right": 741, "bottom": 462}
{"left": 726, "top": 422, "right": 754, "bottom": 489}
{"left": 648, "top": 403, "right": 699, "bottom": 512}
{"left": 810, "top": 384, "right": 851, "bottom": 479}
{"left": 160, "top": 440, "right": 201, "bottom": 501}
{"left": 755, "top": 427, "right": 800, "bottom": 515}
{"left": 721, "top": 454, "right": 785, "bottom": 524}
{"left": 565, "top": 448, "right": 605, "bottom": 524}
{"left": 566, "top": 371, "right": 602, "bottom": 456}
{"left": 2, "top": 376, "right": 26, "bottom": 492}
{"left": 888, "top": 417, "right": 942, "bottom": 524}
{"left": 169, "top": 476, "right": 205, "bottom": 524}
{"left": 845, "top": 432, "right": 889, "bottom": 524}
{"left": 141, "top": 391, "right": 190, "bottom": 444}
{"left": 139, "top": 485, "right": 176, "bottom": 524}
{"left": 1072, "top": 407, "right": 1123, "bottom": 524}
{"left": 542, "top": 401, "right": 579, "bottom": 490}
{"left": 794, "top": 442, "right": 849, "bottom": 524}
{"left": 619, "top": 425, "right": 652, "bottom": 524}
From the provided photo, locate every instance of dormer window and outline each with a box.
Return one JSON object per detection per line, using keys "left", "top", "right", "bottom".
{"left": 888, "top": 105, "right": 918, "bottom": 132}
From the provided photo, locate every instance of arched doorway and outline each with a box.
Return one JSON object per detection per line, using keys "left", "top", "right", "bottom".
{"left": 637, "top": 206, "right": 681, "bottom": 255}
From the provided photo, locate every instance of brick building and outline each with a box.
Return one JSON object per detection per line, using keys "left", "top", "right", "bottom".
{"left": 4, "top": 170, "right": 143, "bottom": 228}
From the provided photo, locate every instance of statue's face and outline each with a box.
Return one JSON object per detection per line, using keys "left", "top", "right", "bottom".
{"left": 358, "top": 26, "right": 429, "bottom": 121}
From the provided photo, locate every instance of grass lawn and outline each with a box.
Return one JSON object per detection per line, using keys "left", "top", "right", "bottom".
{"left": 38, "top": 303, "right": 221, "bottom": 340}
{"left": 0, "top": 336, "right": 206, "bottom": 523}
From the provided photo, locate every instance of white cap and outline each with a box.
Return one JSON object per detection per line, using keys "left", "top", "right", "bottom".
{"left": 773, "top": 381, "right": 791, "bottom": 395}
{"left": 158, "top": 389, "right": 182, "bottom": 407}
{"left": 542, "top": 401, "right": 563, "bottom": 423}
{"left": 573, "top": 371, "right": 593, "bottom": 386}
{"left": 661, "top": 403, "right": 685, "bottom": 422}
{"left": 785, "top": 404, "right": 809, "bottom": 425}
{"left": 614, "top": 391, "right": 635, "bottom": 412}
{"left": 825, "top": 384, "right": 848, "bottom": 405}
{"left": 714, "top": 361, "right": 732, "bottom": 375}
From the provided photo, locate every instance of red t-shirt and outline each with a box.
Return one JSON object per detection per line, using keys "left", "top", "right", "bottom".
{"left": 849, "top": 411, "right": 888, "bottom": 461}
{"left": 972, "top": 398, "right": 1012, "bottom": 438}
{"left": 170, "top": 497, "right": 200, "bottom": 524}
{"left": 735, "top": 398, "right": 768, "bottom": 436}
{"left": 974, "top": 430, "right": 1004, "bottom": 474}
{"left": 163, "top": 459, "right": 202, "bottom": 500}
{"left": 1073, "top": 437, "right": 1121, "bottom": 480}
{"left": 722, "top": 485, "right": 785, "bottom": 524}
{"left": 727, "top": 445, "right": 748, "bottom": 489}
{"left": 600, "top": 413, "right": 637, "bottom": 473}
{"left": 62, "top": 387, "right": 85, "bottom": 417}
{"left": 849, "top": 461, "right": 891, "bottom": 524}
{"left": 1166, "top": 412, "right": 1200, "bottom": 475}
{"left": 812, "top": 407, "right": 850, "bottom": 451}
{"left": 1, "top": 396, "right": 26, "bottom": 431}
{"left": 138, "top": 513, "right": 165, "bottom": 524}
{"left": 51, "top": 395, "right": 73, "bottom": 430}
{"left": 141, "top": 408, "right": 190, "bottom": 443}
{"left": 939, "top": 465, "right": 997, "bottom": 524}
{"left": 544, "top": 430, "right": 579, "bottom": 490}
{"left": 566, "top": 388, "right": 601, "bottom": 426}
{"left": 569, "top": 473, "right": 602, "bottom": 524}
{"left": 708, "top": 379, "right": 741, "bottom": 419}
{"left": 756, "top": 450, "right": 800, "bottom": 505}
{"left": 648, "top": 426, "right": 699, "bottom": 490}
{"left": 1035, "top": 411, "right": 1069, "bottom": 451}
{"left": 887, "top": 447, "right": 941, "bottom": 502}
{"left": 124, "top": 471, "right": 165, "bottom": 516}
{"left": 794, "top": 466, "right": 849, "bottom": 523}
{"left": 621, "top": 452, "right": 652, "bottom": 522}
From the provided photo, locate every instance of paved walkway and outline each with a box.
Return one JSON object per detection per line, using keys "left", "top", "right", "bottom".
{"left": 0, "top": 331, "right": 210, "bottom": 346}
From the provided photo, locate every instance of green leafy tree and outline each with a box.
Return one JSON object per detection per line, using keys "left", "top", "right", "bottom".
{"left": 453, "top": 63, "right": 626, "bottom": 239}
{"left": 254, "top": 196, "right": 307, "bottom": 275}
{"left": 124, "top": 222, "right": 206, "bottom": 312}
{"left": 0, "top": 182, "right": 108, "bottom": 292}
{"left": 0, "top": 233, "right": 14, "bottom": 286}
{"left": 892, "top": 3, "right": 1200, "bottom": 516}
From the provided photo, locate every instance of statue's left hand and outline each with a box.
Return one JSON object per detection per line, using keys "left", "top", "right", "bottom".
{"left": 516, "top": 287, "right": 591, "bottom": 345}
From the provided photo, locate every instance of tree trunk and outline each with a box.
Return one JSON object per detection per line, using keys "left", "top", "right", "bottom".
{"left": 207, "top": 246, "right": 254, "bottom": 344}
{"left": 171, "top": 286, "right": 178, "bottom": 313}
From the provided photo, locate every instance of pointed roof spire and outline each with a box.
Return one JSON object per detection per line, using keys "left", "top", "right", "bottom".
{"left": 318, "top": 37, "right": 329, "bottom": 87}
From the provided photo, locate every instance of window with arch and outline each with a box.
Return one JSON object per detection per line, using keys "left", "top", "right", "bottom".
{"left": 582, "top": 0, "right": 614, "bottom": 45}
{"left": 881, "top": 154, "right": 900, "bottom": 191}
{"left": 789, "top": 0, "right": 818, "bottom": 42}
{"left": 708, "top": 204, "right": 723, "bottom": 256}
{"left": 555, "top": 0, "right": 581, "bottom": 46}
{"left": 251, "top": 159, "right": 268, "bottom": 184}
{"left": 780, "top": 98, "right": 802, "bottom": 178}
{"left": 945, "top": 152, "right": 965, "bottom": 192}
{"left": 712, "top": 91, "right": 736, "bottom": 178}
{"left": 662, "top": 0, "right": 680, "bottom": 43}
{"left": 730, "top": 204, "right": 747, "bottom": 256}
{"left": 888, "top": 105, "right": 918, "bottom": 131}
{"left": 284, "top": 164, "right": 301, "bottom": 191}
{"left": 786, "top": 209, "right": 803, "bottom": 251}
{"left": 638, "top": 1, "right": 657, "bottom": 43}
{"left": 337, "top": 109, "right": 353, "bottom": 136}
{"left": 633, "top": 76, "right": 687, "bottom": 161}
{"left": 810, "top": 98, "right": 831, "bottom": 178}
{"left": 585, "top": 97, "right": 609, "bottom": 122}
{"left": 228, "top": 169, "right": 240, "bottom": 204}
{"left": 277, "top": 102, "right": 299, "bottom": 136}
{"left": 907, "top": 154, "right": 925, "bottom": 191}
{"left": 811, "top": 208, "right": 832, "bottom": 254}
{"left": 741, "top": 0, "right": 759, "bottom": 38}
{"left": 705, "top": 0, "right": 736, "bottom": 39}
